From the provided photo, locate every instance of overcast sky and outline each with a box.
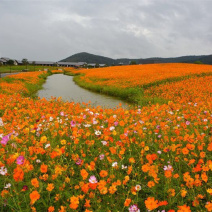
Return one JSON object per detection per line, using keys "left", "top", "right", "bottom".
{"left": 0, "top": 0, "right": 212, "bottom": 61}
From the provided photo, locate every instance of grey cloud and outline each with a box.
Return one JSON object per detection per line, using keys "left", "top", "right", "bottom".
{"left": 0, "top": 0, "right": 212, "bottom": 61}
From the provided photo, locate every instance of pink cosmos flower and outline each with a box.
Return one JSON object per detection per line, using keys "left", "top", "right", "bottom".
{"left": 1, "top": 134, "right": 11, "bottom": 145}
{"left": 99, "top": 154, "right": 105, "bottom": 160}
{"left": 129, "top": 204, "right": 140, "bottom": 212}
{"left": 89, "top": 175, "right": 98, "bottom": 184}
{"left": 16, "top": 156, "right": 25, "bottom": 165}
{"left": 76, "top": 158, "right": 82, "bottom": 165}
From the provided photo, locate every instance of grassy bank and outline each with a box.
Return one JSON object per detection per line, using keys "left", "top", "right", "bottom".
{"left": 0, "top": 65, "right": 59, "bottom": 74}
{"left": 0, "top": 70, "right": 52, "bottom": 98}
{"left": 64, "top": 70, "right": 212, "bottom": 107}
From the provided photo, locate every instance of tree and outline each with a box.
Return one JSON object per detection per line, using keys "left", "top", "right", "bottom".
{"left": 7, "top": 59, "right": 14, "bottom": 73}
{"left": 22, "top": 58, "right": 29, "bottom": 69}
{"left": 129, "top": 60, "right": 137, "bottom": 65}
{"left": 194, "top": 61, "right": 203, "bottom": 64}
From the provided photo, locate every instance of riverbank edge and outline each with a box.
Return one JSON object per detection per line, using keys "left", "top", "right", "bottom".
{"left": 64, "top": 70, "right": 212, "bottom": 106}
{"left": 0, "top": 70, "right": 52, "bottom": 98}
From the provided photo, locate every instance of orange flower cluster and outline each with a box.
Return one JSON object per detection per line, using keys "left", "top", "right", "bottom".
{"left": 70, "top": 63, "right": 212, "bottom": 88}
{"left": 0, "top": 71, "right": 47, "bottom": 95}
{"left": 145, "top": 75, "right": 212, "bottom": 103}
{"left": 0, "top": 66, "right": 212, "bottom": 211}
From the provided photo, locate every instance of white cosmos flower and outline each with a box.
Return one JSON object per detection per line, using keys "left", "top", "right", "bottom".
{"left": 45, "top": 144, "right": 50, "bottom": 149}
{"left": 4, "top": 183, "right": 11, "bottom": 189}
{"left": 135, "top": 185, "right": 141, "bottom": 191}
{"left": 110, "top": 126, "right": 115, "bottom": 131}
{"left": 112, "top": 162, "right": 118, "bottom": 167}
{"left": 101, "top": 141, "right": 107, "bottom": 145}
{"left": 95, "top": 130, "right": 101, "bottom": 136}
{"left": 0, "top": 166, "right": 7, "bottom": 175}
{"left": 122, "top": 165, "right": 128, "bottom": 169}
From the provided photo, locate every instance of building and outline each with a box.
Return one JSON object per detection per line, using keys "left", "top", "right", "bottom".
{"left": 57, "top": 62, "right": 87, "bottom": 67}
{"left": 87, "top": 63, "right": 96, "bottom": 68}
{"left": 99, "top": 64, "right": 106, "bottom": 67}
{"left": 0, "top": 57, "right": 18, "bottom": 65}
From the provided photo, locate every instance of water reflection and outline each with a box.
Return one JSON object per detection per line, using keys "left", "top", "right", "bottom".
{"left": 38, "top": 74, "right": 129, "bottom": 109}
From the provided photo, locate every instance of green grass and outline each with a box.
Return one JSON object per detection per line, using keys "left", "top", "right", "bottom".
{"left": 64, "top": 73, "right": 167, "bottom": 107}
{"left": 0, "top": 65, "right": 59, "bottom": 74}
{"left": 25, "top": 72, "right": 52, "bottom": 98}
{"left": 64, "top": 71, "right": 212, "bottom": 107}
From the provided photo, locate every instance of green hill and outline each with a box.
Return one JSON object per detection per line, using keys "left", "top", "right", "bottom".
{"left": 60, "top": 52, "right": 212, "bottom": 65}
{"left": 60, "top": 52, "right": 115, "bottom": 65}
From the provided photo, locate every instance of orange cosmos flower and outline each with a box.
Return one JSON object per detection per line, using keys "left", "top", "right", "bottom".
{"left": 124, "top": 198, "right": 131, "bottom": 207}
{"left": 177, "top": 204, "right": 191, "bottom": 212}
{"left": 182, "top": 147, "right": 189, "bottom": 155}
{"left": 58, "top": 206, "right": 66, "bottom": 212}
{"left": 168, "top": 189, "right": 176, "bottom": 197}
{"left": 48, "top": 206, "right": 55, "bottom": 212}
{"left": 99, "top": 170, "right": 108, "bottom": 178}
{"left": 142, "top": 164, "right": 150, "bottom": 172}
{"left": 84, "top": 199, "right": 91, "bottom": 208}
{"left": 158, "top": 201, "right": 168, "bottom": 206}
{"left": 31, "top": 178, "right": 39, "bottom": 188}
{"left": 13, "top": 167, "right": 24, "bottom": 182}
{"left": 40, "top": 164, "right": 48, "bottom": 173}
{"left": 69, "top": 196, "right": 79, "bottom": 210}
{"left": 1, "top": 190, "right": 9, "bottom": 198}
{"left": 181, "top": 189, "right": 187, "bottom": 197}
{"left": 109, "top": 185, "right": 117, "bottom": 194}
{"left": 46, "top": 183, "right": 54, "bottom": 192}
{"left": 81, "top": 169, "right": 89, "bottom": 180}
{"left": 100, "top": 187, "right": 108, "bottom": 195}
{"left": 165, "top": 170, "right": 172, "bottom": 178}
{"left": 30, "top": 191, "right": 40, "bottom": 205}
{"left": 147, "top": 181, "right": 155, "bottom": 188}
{"left": 205, "top": 202, "right": 212, "bottom": 211}
{"left": 145, "top": 197, "right": 159, "bottom": 211}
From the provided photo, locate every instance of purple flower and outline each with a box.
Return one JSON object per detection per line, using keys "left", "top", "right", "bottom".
{"left": 186, "top": 121, "right": 190, "bottom": 125}
{"left": 76, "top": 158, "right": 82, "bottom": 165}
{"left": 156, "top": 125, "right": 160, "bottom": 129}
{"left": 163, "top": 165, "right": 173, "bottom": 171}
{"left": 70, "top": 121, "right": 76, "bottom": 127}
{"left": 16, "top": 156, "right": 25, "bottom": 165}
{"left": 1, "top": 135, "right": 10, "bottom": 145}
{"left": 99, "top": 154, "right": 105, "bottom": 160}
{"left": 89, "top": 175, "right": 98, "bottom": 184}
{"left": 129, "top": 204, "right": 140, "bottom": 212}
{"left": 114, "top": 121, "right": 119, "bottom": 126}
{"left": 0, "top": 133, "right": 12, "bottom": 145}
{"left": 157, "top": 150, "right": 162, "bottom": 154}
{"left": 22, "top": 185, "right": 28, "bottom": 191}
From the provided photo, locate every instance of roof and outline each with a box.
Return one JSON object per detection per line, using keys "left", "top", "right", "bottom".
{"left": 1, "top": 57, "right": 10, "bottom": 61}
{"left": 57, "top": 62, "right": 86, "bottom": 66}
{"left": 0, "top": 58, "right": 8, "bottom": 62}
{"left": 87, "top": 63, "right": 96, "bottom": 66}
{"left": 35, "top": 61, "right": 55, "bottom": 65}
{"left": 16, "top": 60, "right": 23, "bottom": 64}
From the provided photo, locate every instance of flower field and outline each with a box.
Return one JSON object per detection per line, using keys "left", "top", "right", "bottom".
{"left": 1, "top": 65, "right": 212, "bottom": 212}
{"left": 70, "top": 63, "right": 212, "bottom": 88}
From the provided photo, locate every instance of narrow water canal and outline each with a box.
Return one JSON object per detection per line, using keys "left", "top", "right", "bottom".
{"left": 38, "top": 74, "right": 129, "bottom": 108}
